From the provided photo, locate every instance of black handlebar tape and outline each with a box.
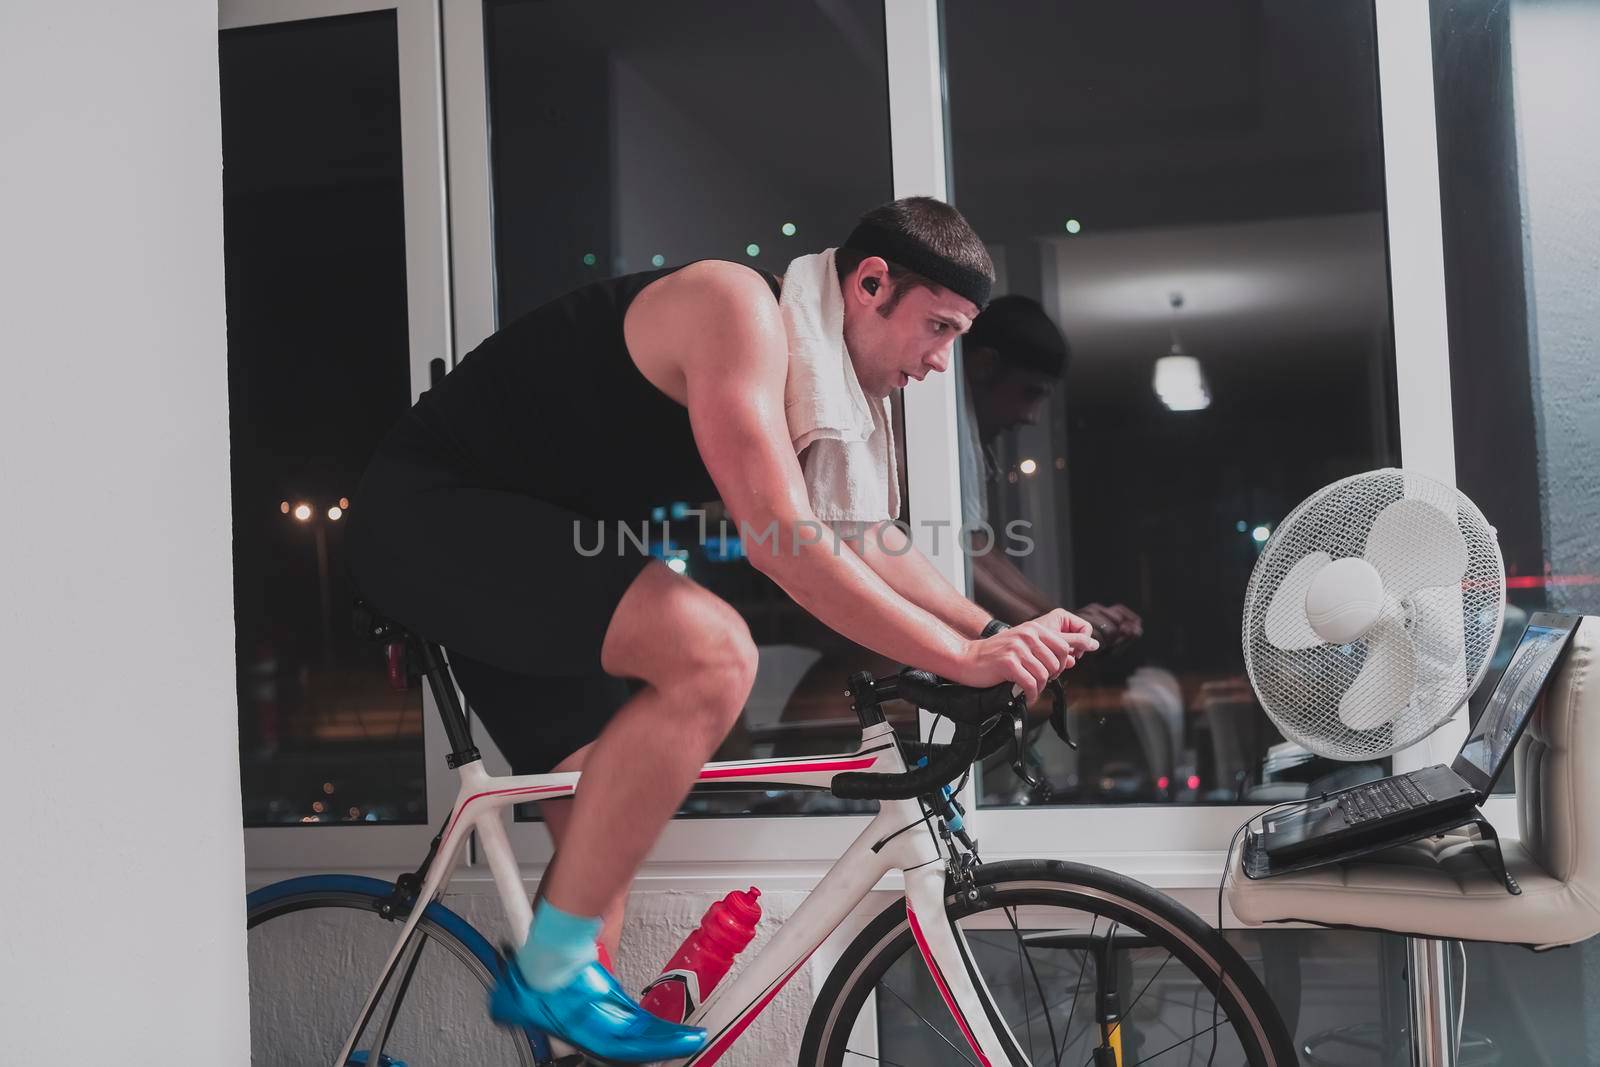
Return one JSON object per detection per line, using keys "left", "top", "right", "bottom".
{"left": 831, "top": 725, "right": 982, "bottom": 801}
{"left": 896, "top": 668, "right": 1019, "bottom": 724}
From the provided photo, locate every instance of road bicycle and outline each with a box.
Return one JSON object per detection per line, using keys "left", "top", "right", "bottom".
{"left": 248, "top": 603, "right": 1295, "bottom": 1065}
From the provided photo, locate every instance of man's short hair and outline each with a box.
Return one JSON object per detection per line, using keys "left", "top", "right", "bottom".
{"left": 835, "top": 197, "right": 995, "bottom": 315}
{"left": 965, "top": 294, "right": 1070, "bottom": 378}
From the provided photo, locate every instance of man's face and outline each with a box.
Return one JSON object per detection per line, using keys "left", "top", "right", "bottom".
{"left": 842, "top": 260, "right": 979, "bottom": 399}
{"left": 967, "top": 349, "right": 1057, "bottom": 441}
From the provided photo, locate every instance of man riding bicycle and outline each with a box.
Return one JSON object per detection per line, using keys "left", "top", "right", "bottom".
{"left": 347, "top": 196, "right": 1098, "bottom": 1062}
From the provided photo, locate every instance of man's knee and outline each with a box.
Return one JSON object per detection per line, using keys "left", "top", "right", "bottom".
{"left": 677, "top": 608, "right": 757, "bottom": 731}
{"left": 606, "top": 571, "right": 757, "bottom": 729}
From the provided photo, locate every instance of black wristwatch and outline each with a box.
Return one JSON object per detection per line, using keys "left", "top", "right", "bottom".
{"left": 980, "top": 618, "right": 1010, "bottom": 639}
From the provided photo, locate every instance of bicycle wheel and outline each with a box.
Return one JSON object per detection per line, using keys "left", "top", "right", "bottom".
{"left": 801, "top": 859, "right": 1295, "bottom": 1067}
{"left": 247, "top": 875, "right": 543, "bottom": 1066}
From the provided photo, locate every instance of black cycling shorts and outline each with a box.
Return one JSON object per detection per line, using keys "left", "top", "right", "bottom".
{"left": 347, "top": 425, "right": 651, "bottom": 773}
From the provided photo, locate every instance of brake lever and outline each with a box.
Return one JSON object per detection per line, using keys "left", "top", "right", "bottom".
{"left": 1047, "top": 677, "right": 1076, "bottom": 750}
{"left": 1009, "top": 711, "right": 1042, "bottom": 789}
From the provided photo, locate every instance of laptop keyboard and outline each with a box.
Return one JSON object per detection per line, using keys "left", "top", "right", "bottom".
{"left": 1337, "top": 775, "right": 1436, "bottom": 825}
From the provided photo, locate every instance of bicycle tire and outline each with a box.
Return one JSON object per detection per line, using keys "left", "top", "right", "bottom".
{"left": 800, "top": 859, "right": 1296, "bottom": 1067}
{"left": 247, "top": 875, "right": 544, "bottom": 1066}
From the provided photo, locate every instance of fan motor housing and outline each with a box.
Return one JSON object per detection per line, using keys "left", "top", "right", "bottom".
{"left": 1305, "top": 557, "right": 1386, "bottom": 645}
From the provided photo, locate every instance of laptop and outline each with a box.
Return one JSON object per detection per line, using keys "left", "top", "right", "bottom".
{"left": 1257, "top": 611, "right": 1581, "bottom": 864}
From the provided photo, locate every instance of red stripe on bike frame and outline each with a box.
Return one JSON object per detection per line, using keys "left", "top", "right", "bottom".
{"left": 696, "top": 755, "right": 876, "bottom": 781}
{"left": 907, "top": 902, "right": 994, "bottom": 1067}
{"left": 444, "top": 784, "right": 574, "bottom": 839}
{"left": 691, "top": 950, "right": 816, "bottom": 1066}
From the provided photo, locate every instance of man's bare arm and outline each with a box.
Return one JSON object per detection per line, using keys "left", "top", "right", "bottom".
{"left": 839, "top": 519, "right": 991, "bottom": 639}
{"left": 640, "top": 263, "right": 1093, "bottom": 699}
{"left": 678, "top": 268, "right": 972, "bottom": 676}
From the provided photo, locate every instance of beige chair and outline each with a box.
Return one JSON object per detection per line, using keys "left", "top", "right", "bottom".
{"left": 1226, "top": 615, "right": 1600, "bottom": 1063}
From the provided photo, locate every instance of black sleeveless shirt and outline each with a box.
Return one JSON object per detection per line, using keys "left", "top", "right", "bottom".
{"left": 389, "top": 265, "right": 781, "bottom": 520}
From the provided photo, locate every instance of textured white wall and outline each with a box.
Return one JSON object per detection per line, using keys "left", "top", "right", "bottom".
{"left": 248, "top": 881, "right": 892, "bottom": 1064}
{"left": 1512, "top": 0, "right": 1600, "bottom": 610}
{"left": 0, "top": 0, "right": 248, "bottom": 1060}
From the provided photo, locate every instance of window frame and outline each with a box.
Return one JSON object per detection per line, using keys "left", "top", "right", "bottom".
{"left": 248, "top": 0, "right": 1518, "bottom": 893}
{"left": 228, "top": 0, "right": 459, "bottom": 872}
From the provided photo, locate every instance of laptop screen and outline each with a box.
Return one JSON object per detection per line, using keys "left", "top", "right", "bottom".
{"left": 1453, "top": 613, "right": 1579, "bottom": 789}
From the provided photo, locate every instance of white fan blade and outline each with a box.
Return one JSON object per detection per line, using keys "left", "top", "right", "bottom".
{"left": 1363, "top": 498, "right": 1469, "bottom": 597}
{"left": 1264, "top": 552, "right": 1330, "bottom": 651}
{"left": 1339, "top": 612, "right": 1418, "bottom": 731}
{"left": 1406, "top": 585, "right": 1469, "bottom": 706}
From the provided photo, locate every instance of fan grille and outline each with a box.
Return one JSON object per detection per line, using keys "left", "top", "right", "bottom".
{"left": 1241, "top": 468, "right": 1505, "bottom": 760}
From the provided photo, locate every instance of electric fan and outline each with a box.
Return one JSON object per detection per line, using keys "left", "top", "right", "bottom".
{"left": 1241, "top": 468, "right": 1505, "bottom": 760}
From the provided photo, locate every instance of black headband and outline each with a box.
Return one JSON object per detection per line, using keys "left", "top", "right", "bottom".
{"left": 841, "top": 220, "right": 992, "bottom": 310}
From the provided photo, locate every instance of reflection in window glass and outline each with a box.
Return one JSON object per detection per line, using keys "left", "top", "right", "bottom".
{"left": 877, "top": 927, "right": 1410, "bottom": 1063}
{"left": 483, "top": 1, "right": 895, "bottom": 816}
{"left": 943, "top": 1, "right": 1399, "bottom": 807}
{"left": 879, "top": 923, "right": 1600, "bottom": 1062}
{"left": 222, "top": 14, "right": 425, "bottom": 825}
{"left": 1433, "top": 0, "right": 1600, "bottom": 792}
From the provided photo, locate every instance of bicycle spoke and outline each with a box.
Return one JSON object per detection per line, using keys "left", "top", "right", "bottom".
{"left": 877, "top": 981, "right": 978, "bottom": 1067}
{"left": 1077, "top": 973, "right": 1232, "bottom": 1067}
{"left": 1107, "top": 950, "right": 1173, "bottom": 1044}
{"left": 842, "top": 1050, "right": 916, "bottom": 1066}
{"left": 1117, "top": 1017, "right": 1228, "bottom": 1066}
{"left": 1002, "top": 905, "right": 1061, "bottom": 1067}
{"left": 1014, "top": 919, "right": 1035, "bottom": 1059}
{"left": 1055, "top": 912, "right": 1096, "bottom": 1065}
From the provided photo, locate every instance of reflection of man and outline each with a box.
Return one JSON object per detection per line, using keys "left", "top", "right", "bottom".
{"left": 959, "top": 295, "right": 1143, "bottom": 647}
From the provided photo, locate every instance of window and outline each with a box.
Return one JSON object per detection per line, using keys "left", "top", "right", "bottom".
{"left": 480, "top": 0, "right": 898, "bottom": 816}
{"left": 1433, "top": 0, "right": 1600, "bottom": 795}
{"left": 942, "top": 1, "right": 1400, "bottom": 807}
{"left": 222, "top": 13, "right": 427, "bottom": 825}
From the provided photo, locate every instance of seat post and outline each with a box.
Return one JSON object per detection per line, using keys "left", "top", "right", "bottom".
{"left": 411, "top": 639, "right": 480, "bottom": 768}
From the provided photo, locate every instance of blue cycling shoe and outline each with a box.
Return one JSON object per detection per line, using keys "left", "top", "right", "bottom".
{"left": 489, "top": 956, "right": 709, "bottom": 1064}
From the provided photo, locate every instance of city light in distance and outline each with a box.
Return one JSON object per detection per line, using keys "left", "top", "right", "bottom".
{"left": 328, "top": 506, "right": 343, "bottom": 521}
{"left": 1252, "top": 525, "right": 1271, "bottom": 543}
{"left": 781, "top": 222, "right": 797, "bottom": 236}
{"left": 293, "top": 503, "right": 312, "bottom": 522}
{"left": 1064, "top": 219, "right": 1082, "bottom": 234}
{"left": 745, "top": 243, "right": 760, "bottom": 257}
{"left": 1019, "top": 458, "right": 1038, "bottom": 476}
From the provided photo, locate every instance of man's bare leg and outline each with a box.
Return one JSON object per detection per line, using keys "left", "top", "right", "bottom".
{"left": 540, "top": 560, "right": 756, "bottom": 920}
{"left": 538, "top": 743, "right": 624, "bottom": 965}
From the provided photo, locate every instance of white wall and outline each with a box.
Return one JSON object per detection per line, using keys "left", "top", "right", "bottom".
{"left": 0, "top": 0, "right": 249, "bottom": 1060}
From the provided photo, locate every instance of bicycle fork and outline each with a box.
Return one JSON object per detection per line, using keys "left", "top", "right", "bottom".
{"left": 901, "top": 836, "right": 1035, "bottom": 1067}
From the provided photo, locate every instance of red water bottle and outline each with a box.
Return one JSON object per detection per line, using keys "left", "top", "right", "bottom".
{"left": 640, "top": 887, "right": 762, "bottom": 1023}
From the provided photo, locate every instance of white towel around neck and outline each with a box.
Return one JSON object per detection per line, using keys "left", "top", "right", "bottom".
{"left": 779, "top": 248, "right": 902, "bottom": 527}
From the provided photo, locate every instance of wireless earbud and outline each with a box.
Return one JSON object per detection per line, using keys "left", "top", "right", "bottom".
{"left": 862, "top": 277, "right": 881, "bottom": 295}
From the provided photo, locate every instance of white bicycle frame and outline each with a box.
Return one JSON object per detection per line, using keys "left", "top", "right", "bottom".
{"left": 336, "top": 717, "right": 1028, "bottom": 1067}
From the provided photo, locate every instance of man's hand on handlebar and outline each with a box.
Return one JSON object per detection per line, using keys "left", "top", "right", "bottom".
{"left": 949, "top": 608, "right": 1099, "bottom": 703}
